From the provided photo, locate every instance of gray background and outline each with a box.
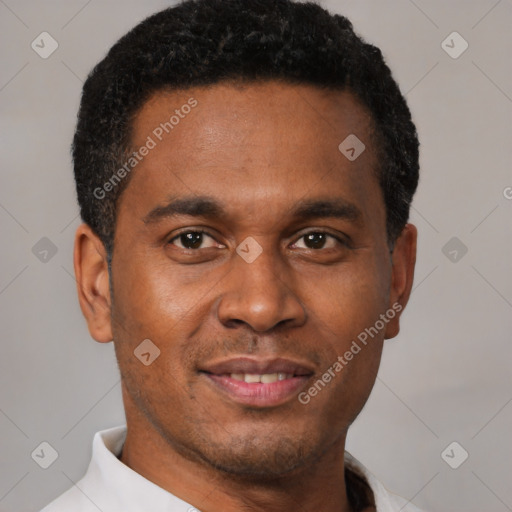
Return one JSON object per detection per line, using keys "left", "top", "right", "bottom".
{"left": 1, "top": 1, "right": 511, "bottom": 511}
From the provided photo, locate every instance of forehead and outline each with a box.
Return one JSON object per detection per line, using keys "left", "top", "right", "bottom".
{"left": 131, "top": 81, "right": 377, "bottom": 160}
{"left": 119, "top": 81, "right": 384, "bottom": 231}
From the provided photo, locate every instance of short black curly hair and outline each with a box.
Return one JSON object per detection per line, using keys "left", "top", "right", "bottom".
{"left": 73, "top": 0, "right": 419, "bottom": 256}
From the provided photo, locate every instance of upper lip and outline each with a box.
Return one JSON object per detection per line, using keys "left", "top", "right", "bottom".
{"left": 200, "top": 357, "right": 315, "bottom": 377}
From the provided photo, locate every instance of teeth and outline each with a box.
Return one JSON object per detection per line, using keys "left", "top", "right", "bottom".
{"left": 229, "top": 373, "right": 293, "bottom": 383}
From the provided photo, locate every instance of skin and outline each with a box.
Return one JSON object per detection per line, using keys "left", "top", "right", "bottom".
{"left": 74, "top": 81, "right": 417, "bottom": 512}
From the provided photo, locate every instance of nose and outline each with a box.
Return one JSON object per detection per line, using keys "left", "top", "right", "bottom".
{"left": 216, "top": 244, "right": 306, "bottom": 332}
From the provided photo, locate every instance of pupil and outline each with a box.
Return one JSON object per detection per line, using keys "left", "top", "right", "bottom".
{"left": 306, "top": 233, "right": 325, "bottom": 249}
{"left": 182, "top": 232, "right": 203, "bottom": 249}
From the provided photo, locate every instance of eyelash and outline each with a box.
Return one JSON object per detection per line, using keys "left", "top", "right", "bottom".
{"left": 167, "top": 229, "right": 349, "bottom": 251}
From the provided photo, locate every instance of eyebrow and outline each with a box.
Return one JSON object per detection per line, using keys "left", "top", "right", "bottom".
{"left": 143, "top": 196, "right": 224, "bottom": 224}
{"left": 143, "top": 195, "right": 362, "bottom": 225}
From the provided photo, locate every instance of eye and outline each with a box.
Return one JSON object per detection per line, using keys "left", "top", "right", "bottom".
{"left": 168, "top": 230, "right": 221, "bottom": 250}
{"left": 292, "top": 232, "right": 345, "bottom": 250}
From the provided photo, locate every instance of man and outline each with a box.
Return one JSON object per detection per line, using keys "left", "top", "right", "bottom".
{"left": 42, "top": 0, "right": 423, "bottom": 510}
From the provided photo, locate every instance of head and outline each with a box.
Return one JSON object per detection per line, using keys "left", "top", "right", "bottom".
{"left": 73, "top": 0, "right": 418, "bottom": 481}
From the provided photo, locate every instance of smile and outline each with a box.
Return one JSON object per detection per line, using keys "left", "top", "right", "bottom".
{"left": 200, "top": 357, "right": 314, "bottom": 408}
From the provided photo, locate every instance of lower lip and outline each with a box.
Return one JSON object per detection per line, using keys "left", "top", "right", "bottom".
{"left": 204, "top": 374, "right": 311, "bottom": 407}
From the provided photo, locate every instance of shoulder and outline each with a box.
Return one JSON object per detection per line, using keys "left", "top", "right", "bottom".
{"left": 39, "top": 425, "right": 128, "bottom": 512}
{"left": 39, "top": 484, "right": 96, "bottom": 512}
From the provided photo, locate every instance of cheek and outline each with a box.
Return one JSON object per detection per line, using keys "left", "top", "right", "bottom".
{"left": 334, "top": 344, "right": 383, "bottom": 424}
{"left": 110, "top": 258, "right": 220, "bottom": 389}
{"left": 116, "top": 345, "right": 195, "bottom": 436}
{"left": 110, "top": 266, "right": 196, "bottom": 406}
{"left": 111, "top": 256, "right": 212, "bottom": 335}
{"left": 305, "top": 254, "right": 391, "bottom": 341}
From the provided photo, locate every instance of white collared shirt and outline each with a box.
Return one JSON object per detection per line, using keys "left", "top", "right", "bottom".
{"left": 41, "top": 425, "right": 425, "bottom": 512}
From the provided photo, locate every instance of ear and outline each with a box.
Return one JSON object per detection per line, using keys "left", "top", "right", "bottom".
{"left": 73, "top": 224, "right": 113, "bottom": 343}
{"left": 384, "top": 223, "right": 417, "bottom": 340}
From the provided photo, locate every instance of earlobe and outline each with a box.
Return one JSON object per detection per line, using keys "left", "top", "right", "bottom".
{"left": 73, "top": 224, "right": 113, "bottom": 343}
{"left": 384, "top": 223, "right": 417, "bottom": 340}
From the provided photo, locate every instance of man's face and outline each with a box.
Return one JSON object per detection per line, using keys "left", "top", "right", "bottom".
{"left": 108, "top": 82, "right": 399, "bottom": 476}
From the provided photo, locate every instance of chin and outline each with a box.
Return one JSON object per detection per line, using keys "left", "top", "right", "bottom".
{"left": 189, "top": 432, "right": 321, "bottom": 480}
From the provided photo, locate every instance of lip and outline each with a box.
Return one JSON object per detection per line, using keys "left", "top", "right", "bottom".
{"left": 200, "top": 356, "right": 315, "bottom": 376}
{"left": 199, "top": 357, "right": 315, "bottom": 408}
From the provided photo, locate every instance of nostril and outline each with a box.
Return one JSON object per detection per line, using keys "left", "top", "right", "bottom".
{"left": 223, "top": 319, "right": 246, "bottom": 329}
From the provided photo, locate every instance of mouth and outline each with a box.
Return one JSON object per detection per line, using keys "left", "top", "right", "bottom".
{"left": 199, "top": 357, "right": 314, "bottom": 408}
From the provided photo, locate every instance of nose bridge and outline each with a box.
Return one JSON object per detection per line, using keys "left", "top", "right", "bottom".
{"left": 238, "top": 243, "right": 283, "bottom": 297}
{"left": 216, "top": 241, "right": 306, "bottom": 332}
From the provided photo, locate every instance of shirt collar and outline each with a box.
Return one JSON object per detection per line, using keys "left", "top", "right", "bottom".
{"left": 82, "top": 425, "right": 193, "bottom": 511}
